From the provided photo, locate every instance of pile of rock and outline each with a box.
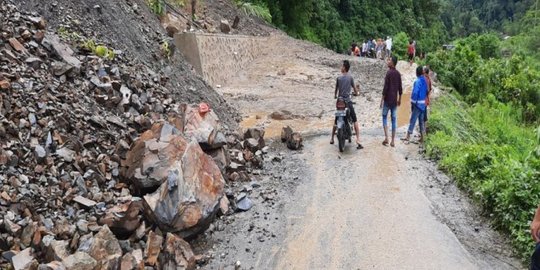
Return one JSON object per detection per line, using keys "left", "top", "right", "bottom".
{"left": 225, "top": 128, "right": 267, "bottom": 182}
{"left": 281, "top": 126, "right": 303, "bottom": 150}
{"left": 0, "top": 2, "right": 256, "bottom": 269}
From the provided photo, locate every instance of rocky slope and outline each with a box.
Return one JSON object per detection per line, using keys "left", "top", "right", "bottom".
{"left": 14, "top": 0, "right": 240, "bottom": 126}
{"left": 0, "top": 0, "right": 276, "bottom": 269}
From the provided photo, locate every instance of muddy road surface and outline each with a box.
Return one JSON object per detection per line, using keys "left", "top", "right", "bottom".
{"left": 197, "top": 33, "right": 521, "bottom": 269}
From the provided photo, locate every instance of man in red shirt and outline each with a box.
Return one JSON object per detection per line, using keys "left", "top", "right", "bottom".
{"left": 408, "top": 41, "right": 415, "bottom": 66}
{"left": 380, "top": 56, "right": 402, "bottom": 147}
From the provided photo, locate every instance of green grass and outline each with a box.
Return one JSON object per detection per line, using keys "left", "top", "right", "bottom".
{"left": 426, "top": 94, "right": 540, "bottom": 262}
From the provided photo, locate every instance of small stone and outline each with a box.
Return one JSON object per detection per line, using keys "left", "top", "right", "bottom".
{"left": 219, "top": 196, "right": 230, "bottom": 215}
{"left": 12, "top": 248, "right": 38, "bottom": 270}
{"left": 236, "top": 197, "right": 253, "bottom": 211}
{"left": 220, "top": 20, "right": 231, "bottom": 34}
{"left": 34, "top": 145, "right": 47, "bottom": 163}
{"left": 0, "top": 79, "right": 11, "bottom": 90}
{"left": 76, "top": 220, "right": 88, "bottom": 233}
{"left": 73, "top": 196, "right": 96, "bottom": 208}
{"left": 4, "top": 219, "right": 22, "bottom": 234}
{"left": 63, "top": 252, "right": 97, "bottom": 270}
{"left": 8, "top": 38, "right": 26, "bottom": 52}
{"left": 85, "top": 226, "right": 122, "bottom": 269}
{"left": 20, "top": 222, "right": 37, "bottom": 247}
{"left": 145, "top": 231, "right": 163, "bottom": 266}
{"left": 34, "top": 31, "right": 45, "bottom": 43}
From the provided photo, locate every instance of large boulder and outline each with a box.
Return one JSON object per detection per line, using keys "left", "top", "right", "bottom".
{"left": 123, "top": 120, "right": 225, "bottom": 237}
{"left": 143, "top": 137, "right": 225, "bottom": 237}
{"left": 183, "top": 104, "right": 226, "bottom": 150}
{"left": 123, "top": 122, "right": 184, "bottom": 191}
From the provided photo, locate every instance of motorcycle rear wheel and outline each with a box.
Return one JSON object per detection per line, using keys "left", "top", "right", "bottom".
{"left": 337, "top": 128, "right": 345, "bottom": 152}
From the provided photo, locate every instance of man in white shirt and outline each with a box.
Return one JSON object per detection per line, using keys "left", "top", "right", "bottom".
{"left": 385, "top": 36, "right": 393, "bottom": 58}
{"left": 361, "top": 41, "right": 368, "bottom": 57}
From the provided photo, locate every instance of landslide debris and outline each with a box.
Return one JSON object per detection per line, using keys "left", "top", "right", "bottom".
{"left": 0, "top": 1, "right": 269, "bottom": 269}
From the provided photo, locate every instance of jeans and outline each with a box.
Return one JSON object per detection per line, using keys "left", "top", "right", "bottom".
{"left": 407, "top": 103, "right": 425, "bottom": 135}
{"left": 382, "top": 103, "right": 397, "bottom": 131}
{"left": 532, "top": 243, "right": 540, "bottom": 270}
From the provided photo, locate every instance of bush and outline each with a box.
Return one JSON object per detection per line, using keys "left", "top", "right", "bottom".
{"left": 235, "top": 1, "right": 272, "bottom": 22}
{"left": 393, "top": 32, "right": 410, "bottom": 60}
{"left": 426, "top": 94, "right": 540, "bottom": 261}
{"left": 426, "top": 33, "right": 540, "bottom": 123}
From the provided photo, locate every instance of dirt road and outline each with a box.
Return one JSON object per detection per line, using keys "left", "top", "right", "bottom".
{"left": 202, "top": 33, "right": 521, "bottom": 269}
{"left": 275, "top": 134, "right": 515, "bottom": 270}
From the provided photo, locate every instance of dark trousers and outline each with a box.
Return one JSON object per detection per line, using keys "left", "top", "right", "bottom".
{"left": 532, "top": 243, "right": 540, "bottom": 270}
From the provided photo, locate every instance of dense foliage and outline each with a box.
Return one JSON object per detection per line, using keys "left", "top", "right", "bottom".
{"left": 442, "top": 0, "right": 535, "bottom": 36}
{"left": 425, "top": 6, "right": 540, "bottom": 262}
{"left": 427, "top": 94, "right": 539, "bottom": 261}
{"left": 426, "top": 33, "right": 540, "bottom": 123}
{"left": 241, "top": 0, "right": 448, "bottom": 53}
{"left": 239, "top": 0, "right": 536, "bottom": 54}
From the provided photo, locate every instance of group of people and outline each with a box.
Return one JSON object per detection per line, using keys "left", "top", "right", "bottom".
{"left": 351, "top": 36, "right": 393, "bottom": 60}
{"left": 330, "top": 56, "right": 431, "bottom": 149}
{"left": 380, "top": 56, "right": 431, "bottom": 146}
{"left": 332, "top": 52, "right": 540, "bottom": 270}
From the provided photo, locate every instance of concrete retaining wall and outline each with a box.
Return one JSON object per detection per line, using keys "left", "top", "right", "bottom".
{"left": 175, "top": 33, "right": 265, "bottom": 87}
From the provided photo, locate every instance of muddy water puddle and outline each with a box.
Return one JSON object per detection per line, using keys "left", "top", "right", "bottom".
{"left": 240, "top": 113, "right": 331, "bottom": 138}
{"left": 397, "top": 86, "right": 412, "bottom": 127}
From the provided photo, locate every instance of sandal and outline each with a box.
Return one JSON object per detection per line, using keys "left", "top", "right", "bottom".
{"left": 357, "top": 144, "right": 364, "bottom": 149}
{"left": 390, "top": 142, "right": 395, "bottom": 147}
{"left": 382, "top": 140, "right": 389, "bottom": 146}
{"left": 330, "top": 140, "right": 334, "bottom": 145}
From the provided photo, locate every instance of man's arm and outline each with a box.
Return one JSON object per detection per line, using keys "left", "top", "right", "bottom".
{"left": 351, "top": 77, "right": 359, "bottom": 95}
{"left": 531, "top": 205, "right": 540, "bottom": 242}
{"left": 381, "top": 75, "right": 389, "bottom": 109}
{"left": 398, "top": 74, "right": 403, "bottom": 106}
{"left": 334, "top": 79, "right": 339, "bottom": 99}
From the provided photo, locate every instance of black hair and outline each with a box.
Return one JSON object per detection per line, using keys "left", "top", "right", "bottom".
{"left": 416, "top": 66, "right": 424, "bottom": 77}
{"left": 343, "top": 60, "right": 350, "bottom": 72}
{"left": 391, "top": 56, "right": 398, "bottom": 67}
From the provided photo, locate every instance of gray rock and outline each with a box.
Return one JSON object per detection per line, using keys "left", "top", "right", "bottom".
{"left": 12, "top": 248, "right": 38, "bottom": 270}
{"left": 34, "top": 145, "right": 46, "bottom": 163}
{"left": 236, "top": 197, "right": 253, "bottom": 211}
{"left": 220, "top": 20, "right": 231, "bottom": 34}
{"left": 62, "top": 252, "right": 97, "bottom": 270}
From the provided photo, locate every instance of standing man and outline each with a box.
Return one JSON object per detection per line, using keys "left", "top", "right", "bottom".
{"left": 330, "top": 60, "right": 363, "bottom": 149}
{"left": 385, "top": 36, "right": 393, "bottom": 58}
{"left": 531, "top": 204, "right": 540, "bottom": 269}
{"left": 380, "top": 56, "right": 402, "bottom": 147}
{"left": 362, "top": 40, "right": 368, "bottom": 57}
{"left": 408, "top": 41, "right": 415, "bottom": 66}
{"left": 404, "top": 66, "right": 428, "bottom": 143}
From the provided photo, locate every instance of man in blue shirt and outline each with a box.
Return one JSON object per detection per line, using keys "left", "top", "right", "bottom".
{"left": 404, "top": 66, "right": 428, "bottom": 143}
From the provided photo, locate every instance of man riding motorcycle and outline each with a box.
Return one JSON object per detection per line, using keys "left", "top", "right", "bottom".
{"left": 330, "top": 60, "right": 363, "bottom": 150}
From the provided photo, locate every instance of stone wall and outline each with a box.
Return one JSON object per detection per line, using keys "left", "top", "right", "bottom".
{"left": 175, "top": 33, "right": 265, "bottom": 87}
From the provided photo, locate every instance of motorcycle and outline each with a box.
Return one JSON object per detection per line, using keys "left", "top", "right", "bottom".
{"left": 335, "top": 98, "right": 353, "bottom": 152}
